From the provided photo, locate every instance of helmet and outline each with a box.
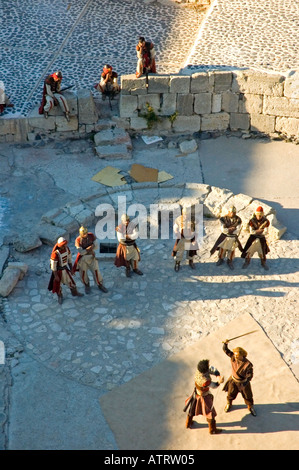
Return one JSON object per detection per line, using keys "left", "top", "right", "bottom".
{"left": 55, "top": 70, "right": 62, "bottom": 78}
{"left": 57, "top": 237, "right": 67, "bottom": 247}
{"left": 79, "top": 226, "right": 88, "bottom": 236}
{"left": 228, "top": 206, "right": 237, "bottom": 213}
{"left": 233, "top": 347, "right": 247, "bottom": 357}
{"left": 255, "top": 206, "right": 264, "bottom": 214}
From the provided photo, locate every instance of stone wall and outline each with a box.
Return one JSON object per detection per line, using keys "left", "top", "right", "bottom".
{"left": 0, "top": 89, "right": 98, "bottom": 143}
{"left": 120, "top": 70, "right": 299, "bottom": 138}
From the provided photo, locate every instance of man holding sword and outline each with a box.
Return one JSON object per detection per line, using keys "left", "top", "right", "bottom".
{"left": 222, "top": 330, "right": 257, "bottom": 416}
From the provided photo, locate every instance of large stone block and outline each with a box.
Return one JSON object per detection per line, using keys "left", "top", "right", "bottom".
{"left": 169, "top": 76, "right": 190, "bottom": 94}
{"left": 95, "top": 144, "right": 132, "bottom": 159}
{"left": 221, "top": 92, "right": 239, "bottom": 113}
{"left": 194, "top": 93, "right": 212, "bottom": 114}
{"left": 121, "top": 75, "right": 147, "bottom": 95}
{"left": 203, "top": 186, "right": 234, "bottom": 217}
{"left": 190, "top": 72, "right": 211, "bottom": 93}
{"left": 267, "top": 213, "right": 287, "bottom": 240}
{"left": 147, "top": 76, "right": 170, "bottom": 93}
{"left": 37, "top": 223, "right": 69, "bottom": 246}
{"left": 213, "top": 71, "right": 232, "bottom": 92}
{"left": 250, "top": 114, "right": 275, "bottom": 133}
{"left": 238, "top": 94, "right": 263, "bottom": 114}
{"left": 284, "top": 71, "right": 299, "bottom": 99}
{"left": 177, "top": 94, "right": 193, "bottom": 115}
{"left": 172, "top": 115, "right": 201, "bottom": 133}
{"left": 130, "top": 116, "right": 148, "bottom": 130}
{"left": 13, "top": 232, "right": 42, "bottom": 252}
{"left": 0, "top": 267, "right": 22, "bottom": 297}
{"left": 230, "top": 113, "right": 250, "bottom": 131}
{"left": 212, "top": 94, "right": 221, "bottom": 113}
{"left": 77, "top": 88, "right": 98, "bottom": 124}
{"left": 263, "top": 97, "right": 299, "bottom": 118}
{"left": 201, "top": 113, "right": 229, "bottom": 131}
{"left": 28, "top": 107, "right": 55, "bottom": 130}
{"left": 233, "top": 70, "right": 285, "bottom": 96}
{"left": 138, "top": 94, "right": 160, "bottom": 112}
{"left": 119, "top": 95, "right": 138, "bottom": 118}
{"left": 55, "top": 115, "right": 78, "bottom": 132}
{"left": 275, "top": 117, "right": 299, "bottom": 136}
{"left": 159, "top": 93, "right": 177, "bottom": 115}
{"left": 0, "top": 117, "right": 29, "bottom": 141}
{"left": 0, "top": 246, "right": 9, "bottom": 276}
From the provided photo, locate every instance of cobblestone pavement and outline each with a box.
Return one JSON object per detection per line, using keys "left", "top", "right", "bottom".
{"left": 1, "top": 0, "right": 299, "bottom": 117}
{"left": 184, "top": 0, "right": 299, "bottom": 73}
{"left": 0, "top": 0, "right": 204, "bottom": 116}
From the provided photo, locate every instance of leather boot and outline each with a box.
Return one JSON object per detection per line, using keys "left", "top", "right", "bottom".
{"left": 248, "top": 405, "right": 257, "bottom": 416}
{"left": 174, "top": 261, "right": 180, "bottom": 272}
{"left": 224, "top": 400, "right": 232, "bottom": 412}
{"left": 98, "top": 283, "right": 108, "bottom": 293}
{"left": 242, "top": 257, "right": 250, "bottom": 269}
{"left": 227, "top": 259, "right": 234, "bottom": 270}
{"left": 208, "top": 419, "right": 222, "bottom": 434}
{"left": 185, "top": 415, "right": 193, "bottom": 429}
{"left": 70, "top": 287, "right": 84, "bottom": 297}
{"left": 126, "top": 262, "right": 131, "bottom": 278}
{"left": 189, "top": 260, "right": 195, "bottom": 269}
{"left": 261, "top": 258, "right": 269, "bottom": 271}
{"left": 133, "top": 261, "right": 143, "bottom": 276}
{"left": 84, "top": 283, "right": 91, "bottom": 294}
{"left": 216, "top": 258, "right": 224, "bottom": 266}
{"left": 57, "top": 292, "right": 63, "bottom": 304}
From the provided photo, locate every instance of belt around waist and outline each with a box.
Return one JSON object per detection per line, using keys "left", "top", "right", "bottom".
{"left": 232, "top": 375, "right": 246, "bottom": 383}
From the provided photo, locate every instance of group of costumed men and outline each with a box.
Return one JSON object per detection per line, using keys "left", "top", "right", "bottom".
{"left": 184, "top": 341, "right": 256, "bottom": 435}
{"left": 48, "top": 204, "right": 270, "bottom": 302}
{"left": 37, "top": 36, "right": 155, "bottom": 120}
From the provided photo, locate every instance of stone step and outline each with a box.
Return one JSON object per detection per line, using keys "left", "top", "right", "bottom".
{"left": 94, "top": 127, "right": 132, "bottom": 148}
{"left": 95, "top": 144, "right": 132, "bottom": 159}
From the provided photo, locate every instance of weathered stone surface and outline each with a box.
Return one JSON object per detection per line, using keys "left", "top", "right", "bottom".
{"left": 194, "top": 93, "right": 212, "bottom": 114}
{"left": 190, "top": 72, "right": 211, "bottom": 93}
{"left": 201, "top": 113, "right": 229, "bottom": 131}
{"left": 0, "top": 267, "right": 21, "bottom": 297}
{"left": 147, "top": 76, "right": 170, "bottom": 93}
{"left": 213, "top": 71, "right": 232, "bottom": 92}
{"left": 77, "top": 88, "right": 98, "bottom": 124}
{"left": 172, "top": 115, "right": 201, "bottom": 133}
{"left": 251, "top": 113, "right": 275, "bottom": 134}
{"left": 94, "top": 128, "right": 132, "bottom": 148}
{"left": 28, "top": 107, "right": 56, "bottom": 130}
{"left": 230, "top": 112, "right": 250, "bottom": 131}
{"left": 263, "top": 97, "right": 299, "bottom": 118}
{"left": 267, "top": 213, "right": 287, "bottom": 240}
{"left": 7, "top": 262, "right": 28, "bottom": 278}
{"left": 179, "top": 139, "right": 198, "bottom": 154}
{"left": 159, "top": 94, "right": 177, "bottom": 115}
{"left": 138, "top": 94, "right": 160, "bottom": 112}
{"left": 169, "top": 76, "right": 190, "bottom": 94}
{"left": 275, "top": 117, "right": 299, "bottom": 136}
{"left": 212, "top": 94, "right": 221, "bottom": 113}
{"left": 177, "top": 94, "right": 193, "bottom": 115}
{"left": 220, "top": 193, "right": 253, "bottom": 216}
{"left": 121, "top": 75, "right": 147, "bottom": 95}
{"left": 13, "top": 232, "right": 42, "bottom": 252}
{"left": 222, "top": 92, "right": 239, "bottom": 113}
{"left": 95, "top": 144, "right": 132, "bottom": 159}
{"left": 55, "top": 115, "right": 78, "bottom": 132}
{"left": 204, "top": 186, "right": 234, "bottom": 217}
{"left": 119, "top": 95, "right": 138, "bottom": 118}
{"left": 284, "top": 71, "right": 299, "bottom": 99}
{"left": 130, "top": 117, "right": 148, "bottom": 130}
{"left": 233, "top": 70, "right": 285, "bottom": 96}
{"left": 239, "top": 94, "right": 263, "bottom": 114}
{"left": 37, "top": 223, "right": 69, "bottom": 246}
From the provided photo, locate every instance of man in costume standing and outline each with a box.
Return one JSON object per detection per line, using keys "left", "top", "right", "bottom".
{"left": 95, "top": 64, "right": 120, "bottom": 99}
{"left": 0, "top": 82, "right": 14, "bottom": 114}
{"left": 172, "top": 207, "right": 198, "bottom": 271}
{"left": 241, "top": 206, "right": 270, "bottom": 270}
{"left": 184, "top": 359, "right": 224, "bottom": 434}
{"left": 114, "top": 214, "right": 143, "bottom": 278}
{"left": 73, "top": 226, "right": 108, "bottom": 294}
{"left": 210, "top": 206, "right": 242, "bottom": 270}
{"left": 48, "top": 237, "right": 83, "bottom": 304}
{"left": 136, "top": 36, "right": 156, "bottom": 78}
{"left": 222, "top": 340, "right": 256, "bottom": 416}
{"left": 39, "top": 70, "right": 70, "bottom": 121}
